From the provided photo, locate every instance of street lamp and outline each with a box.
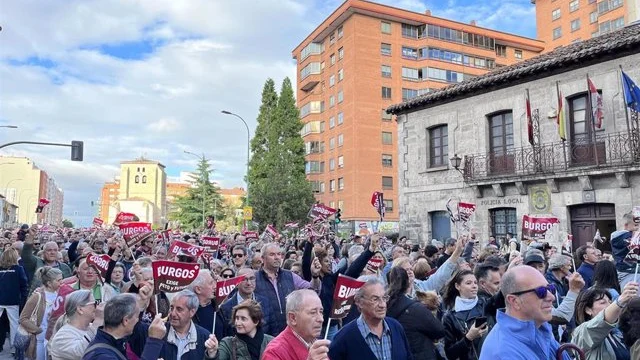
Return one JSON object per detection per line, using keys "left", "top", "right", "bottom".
{"left": 450, "top": 154, "right": 463, "bottom": 174}
{"left": 221, "top": 110, "right": 250, "bottom": 205}
{"left": 184, "top": 150, "right": 206, "bottom": 228}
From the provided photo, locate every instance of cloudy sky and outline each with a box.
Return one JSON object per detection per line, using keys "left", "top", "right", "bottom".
{"left": 0, "top": 0, "right": 536, "bottom": 227}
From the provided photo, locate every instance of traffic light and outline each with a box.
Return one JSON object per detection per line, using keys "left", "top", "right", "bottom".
{"left": 335, "top": 209, "right": 342, "bottom": 224}
{"left": 71, "top": 141, "right": 84, "bottom": 161}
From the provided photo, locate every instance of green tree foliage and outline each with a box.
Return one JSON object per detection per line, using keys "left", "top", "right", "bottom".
{"left": 62, "top": 219, "right": 74, "bottom": 228}
{"left": 248, "top": 78, "right": 314, "bottom": 229}
{"left": 169, "top": 157, "right": 226, "bottom": 230}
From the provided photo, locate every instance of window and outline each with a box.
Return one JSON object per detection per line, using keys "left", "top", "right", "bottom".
{"left": 305, "top": 141, "right": 324, "bottom": 154}
{"left": 329, "top": 159, "right": 335, "bottom": 171}
{"left": 381, "top": 43, "right": 392, "bottom": 56}
{"left": 427, "top": 24, "right": 495, "bottom": 50}
{"left": 402, "top": 88, "right": 418, "bottom": 101}
{"left": 135, "top": 175, "right": 140, "bottom": 184}
{"left": 329, "top": 33, "right": 335, "bottom": 45}
{"left": 338, "top": 134, "right": 344, "bottom": 146}
{"left": 553, "top": 27, "right": 562, "bottom": 40}
{"left": 300, "top": 101, "right": 324, "bottom": 117}
{"left": 301, "top": 62, "right": 321, "bottom": 80}
{"left": 495, "top": 44, "right": 507, "bottom": 57}
{"left": 382, "top": 132, "right": 393, "bottom": 144}
{"left": 381, "top": 65, "right": 391, "bottom": 78}
{"left": 571, "top": 19, "right": 581, "bottom": 32}
{"left": 382, "top": 154, "right": 392, "bottom": 167}
{"left": 611, "top": 0, "right": 623, "bottom": 9}
{"left": 381, "top": 110, "right": 392, "bottom": 121}
{"left": 490, "top": 208, "right": 517, "bottom": 240}
{"left": 552, "top": 8, "right": 561, "bottom": 20}
{"left": 613, "top": 17, "right": 625, "bottom": 30}
{"left": 329, "top": 95, "right": 335, "bottom": 108}
{"left": 598, "top": 0, "right": 609, "bottom": 15}
{"left": 300, "top": 42, "right": 322, "bottom": 61}
{"left": 338, "top": 177, "right": 344, "bottom": 190}
{"left": 383, "top": 199, "right": 393, "bottom": 212}
{"left": 330, "top": 54, "right": 336, "bottom": 65}
{"left": 338, "top": 155, "right": 344, "bottom": 168}
{"left": 337, "top": 112, "right": 344, "bottom": 125}
{"left": 590, "top": 11, "right": 598, "bottom": 23}
{"left": 599, "top": 20, "right": 611, "bottom": 34}
{"left": 402, "top": 67, "right": 419, "bottom": 80}
{"left": 311, "top": 181, "right": 321, "bottom": 193}
{"left": 337, "top": 200, "right": 343, "bottom": 211}
{"left": 382, "top": 87, "right": 392, "bottom": 99}
{"left": 382, "top": 176, "right": 393, "bottom": 189}
{"left": 330, "top": 180, "right": 336, "bottom": 192}
{"left": 338, "top": 90, "right": 344, "bottom": 103}
{"left": 514, "top": 49, "right": 523, "bottom": 59}
{"left": 305, "top": 161, "right": 324, "bottom": 174}
{"left": 329, "top": 75, "right": 335, "bottom": 87}
{"left": 337, "top": 26, "right": 343, "bottom": 39}
{"left": 338, "top": 47, "right": 344, "bottom": 60}
{"left": 489, "top": 111, "right": 514, "bottom": 174}
{"left": 338, "top": 69, "right": 344, "bottom": 81}
{"left": 570, "top": 0, "right": 579, "bottom": 12}
{"left": 330, "top": 201, "right": 335, "bottom": 208}
{"left": 427, "top": 67, "right": 464, "bottom": 83}
{"left": 402, "top": 23, "right": 420, "bottom": 38}
{"left": 142, "top": 167, "right": 145, "bottom": 172}
{"left": 429, "top": 125, "right": 448, "bottom": 167}
{"left": 402, "top": 46, "right": 418, "bottom": 59}
{"left": 329, "top": 138, "right": 335, "bottom": 149}
{"left": 329, "top": 117, "right": 335, "bottom": 128}
{"left": 320, "top": 182, "right": 325, "bottom": 193}
{"left": 381, "top": 21, "right": 391, "bottom": 34}
{"left": 141, "top": 175, "right": 147, "bottom": 184}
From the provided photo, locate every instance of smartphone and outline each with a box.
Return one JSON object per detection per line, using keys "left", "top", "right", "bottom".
{"left": 474, "top": 316, "right": 487, "bottom": 328}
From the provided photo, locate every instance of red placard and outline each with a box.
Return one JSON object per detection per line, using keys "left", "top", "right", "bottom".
{"left": 168, "top": 240, "right": 205, "bottom": 259}
{"left": 201, "top": 236, "right": 220, "bottom": 253}
{"left": 330, "top": 274, "right": 366, "bottom": 319}
{"left": 113, "top": 212, "right": 139, "bottom": 225}
{"left": 35, "top": 198, "right": 50, "bottom": 214}
{"left": 458, "top": 202, "right": 477, "bottom": 222}
{"left": 119, "top": 222, "right": 152, "bottom": 247}
{"left": 243, "top": 231, "right": 258, "bottom": 240}
{"left": 308, "top": 203, "right": 337, "bottom": 219}
{"left": 45, "top": 284, "right": 75, "bottom": 340}
{"left": 366, "top": 257, "right": 384, "bottom": 272}
{"left": 152, "top": 260, "right": 200, "bottom": 293}
{"left": 522, "top": 215, "right": 559, "bottom": 240}
{"left": 92, "top": 217, "right": 104, "bottom": 227}
{"left": 215, "top": 275, "right": 246, "bottom": 305}
{"left": 86, "top": 253, "right": 111, "bottom": 278}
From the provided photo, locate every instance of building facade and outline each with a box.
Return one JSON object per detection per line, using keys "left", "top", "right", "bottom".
{"left": 115, "top": 158, "right": 167, "bottom": 227}
{"left": 533, "top": 0, "right": 639, "bottom": 49}
{"left": 292, "top": 0, "right": 544, "bottom": 233}
{"left": 0, "top": 195, "right": 19, "bottom": 228}
{"left": 0, "top": 157, "right": 64, "bottom": 225}
{"left": 388, "top": 23, "right": 640, "bottom": 250}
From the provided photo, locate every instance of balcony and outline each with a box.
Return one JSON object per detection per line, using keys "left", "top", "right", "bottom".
{"left": 463, "top": 131, "right": 638, "bottom": 183}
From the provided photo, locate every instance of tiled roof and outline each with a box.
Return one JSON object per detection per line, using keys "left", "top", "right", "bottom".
{"left": 387, "top": 22, "right": 640, "bottom": 115}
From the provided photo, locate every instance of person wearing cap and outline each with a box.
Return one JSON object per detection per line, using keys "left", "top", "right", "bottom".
{"left": 524, "top": 249, "right": 547, "bottom": 274}
{"left": 545, "top": 254, "right": 573, "bottom": 304}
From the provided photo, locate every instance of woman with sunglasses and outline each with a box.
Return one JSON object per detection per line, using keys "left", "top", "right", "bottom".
{"left": 19, "top": 266, "right": 63, "bottom": 360}
{"left": 442, "top": 270, "right": 488, "bottom": 360}
{"left": 571, "top": 281, "right": 639, "bottom": 360}
{"left": 48, "top": 290, "right": 103, "bottom": 360}
{"left": 220, "top": 268, "right": 236, "bottom": 279}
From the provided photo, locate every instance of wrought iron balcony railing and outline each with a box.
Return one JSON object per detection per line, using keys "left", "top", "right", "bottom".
{"left": 463, "top": 130, "right": 638, "bottom": 182}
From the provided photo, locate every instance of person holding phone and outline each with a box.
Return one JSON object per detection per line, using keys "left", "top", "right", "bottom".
{"left": 442, "top": 270, "right": 489, "bottom": 360}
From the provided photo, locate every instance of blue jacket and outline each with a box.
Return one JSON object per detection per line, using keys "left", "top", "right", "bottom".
{"left": 220, "top": 292, "right": 273, "bottom": 336}
{"left": 158, "top": 322, "right": 211, "bottom": 360}
{"left": 82, "top": 327, "right": 163, "bottom": 360}
{"left": 479, "top": 310, "right": 569, "bottom": 360}
{"left": 254, "top": 268, "right": 295, "bottom": 335}
{"left": 611, "top": 230, "right": 634, "bottom": 273}
{"left": 577, "top": 262, "right": 595, "bottom": 288}
{"left": 192, "top": 302, "right": 225, "bottom": 340}
{"left": 0, "top": 265, "right": 28, "bottom": 307}
{"left": 329, "top": 316, "right": 413, "bottom": 360}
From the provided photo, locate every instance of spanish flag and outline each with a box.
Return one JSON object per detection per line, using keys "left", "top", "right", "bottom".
{"left": 556, "top": 81, "right": 566, "bottom": 141}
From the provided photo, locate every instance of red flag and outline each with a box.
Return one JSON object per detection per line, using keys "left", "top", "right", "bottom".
{"left": 206, "top": 215, "right": 216, "bottom": 230}
{"left": 215, "top": 275, "right": 246, "bottom": 305}
{"left": 92, "top": 217, "right": 104, "bottom": 227}
{"left": 366, "top": 257, "right": 383, "bottom": 272}
{"left": 201, "top": 236, "right": 220, "bottom": 253}
{"left": 86, "top": 253, "right": 111, "bottom": 278}
{"left": 152, "top": 260, "right": 200, "bottom": 293}
{"left": 587, "top": 77, "right": 603, "bottom": 129}
{"left": 284, "top": 222, "right": 299, "bottom": 229}
{"left": 458, "top": 202, "right": 477, "bottom": 223}
{"left": 168, "top": 240, "right": 205, "bottom": 259}
{"left": 522, "top": 215, "right": 559, "bottom": 240}
{"left": 371, "top": 192, "right": 385, "bottom": 221}
{"left": 262, "top": 224, "right": 279, "bottom": 241}
{"left": 308, "top": 203, "right": 337, "bottom": 219}
{"left": 118, "top": 222, "right": 152, "bottom": 247}
{"left": 113, "top": 212, "right": 139, "bottom": 225}
{"left": 526, "top": 89, "right": 534, "bottom": 145}
{"left": 35, "top": 198, "right": 50, "bottom": 214}
{"left": 243, "top": 231, "right": 259, "bottom": 240}
{"left": 329, "top": 274, "right": 366, "bottom": 319}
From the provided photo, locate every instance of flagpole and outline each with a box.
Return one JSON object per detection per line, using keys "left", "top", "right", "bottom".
{"left": 587, "top": 73, "right": 600, "bottom": 165}
{"left": 620, "top": 65, "right": 636, "bottom": 160}
{"left": 212, "top": 310, "right": 217, "bottom": 335}
{"left": 324, "top": 319, "right": 331, "bottom": 340}
{"left": 556, "top": 81, "right": 568, "bottom": 169}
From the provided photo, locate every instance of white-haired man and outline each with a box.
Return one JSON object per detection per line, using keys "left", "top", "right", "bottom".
{"left": 189, "top": 269, "right": 224, "bottom": 340}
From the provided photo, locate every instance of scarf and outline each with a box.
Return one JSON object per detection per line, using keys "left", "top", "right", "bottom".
{"left": 237, "top": 327, "right": 264, "bottom": 360}
{"left": 454, "top": 296, "right": 478, "bottom": 312}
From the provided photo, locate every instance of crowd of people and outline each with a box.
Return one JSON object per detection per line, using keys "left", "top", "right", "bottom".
{"left": 0, "top": 212, "right": 638, "bottom": 360}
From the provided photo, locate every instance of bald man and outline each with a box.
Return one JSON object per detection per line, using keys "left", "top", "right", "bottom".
{"left": 480, "top": 266, "right": 569, "bottom": 360}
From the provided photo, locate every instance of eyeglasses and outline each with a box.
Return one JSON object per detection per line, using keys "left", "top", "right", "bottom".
{"left": 34, "top": 243, "right": 41, "bottom": 246}
{"left": 221, "top": 274, "right": 234, "bottom": 279}
{"left": 242, "top": 276, "right": 256, "bottom": 282}
{"left": 363, "top": 295, "right": 390, "bottom": 304}
{"left": 232, "top": 254, "right": 245, "bottom": 258}
{"left": 83, "top": 300, "right": 99, "bottom": 308}
{"left": 510, "top": 284, "right": 556, "bottom": 299}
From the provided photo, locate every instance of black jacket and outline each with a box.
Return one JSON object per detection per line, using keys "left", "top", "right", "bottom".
{"left": 442, "top": 298, "right": 488, "bottom": 360}
{"left": 387, "top": 295, "right": 445, "bottom": 360}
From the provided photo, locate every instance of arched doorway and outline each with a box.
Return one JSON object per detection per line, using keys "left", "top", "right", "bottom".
{"left": 569, "top": 203, "right": 616, "bottom": 252}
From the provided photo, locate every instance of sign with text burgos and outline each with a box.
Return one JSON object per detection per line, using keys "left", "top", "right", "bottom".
{"left": 152, "top": 260, "right": 200, "bottom": 293}
{"left": 522, "top": 215, "right": 559, "bottom": 240}
{"left": 329, "top": 274, "right": 366, "bottom": 319}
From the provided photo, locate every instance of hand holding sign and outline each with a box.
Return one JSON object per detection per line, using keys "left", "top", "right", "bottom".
{"left": 152, "top": 260, "right": 200, "bottom": 293}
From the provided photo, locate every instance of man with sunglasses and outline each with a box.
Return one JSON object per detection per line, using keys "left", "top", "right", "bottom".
{"left": 230, "top": 244, "right": 248, "bottom": 273}
{"left": 220, "top": 267, "right": 273, "bottom": 335}
{"left": 480, "top": 265, "right": 570, "bottom": 360}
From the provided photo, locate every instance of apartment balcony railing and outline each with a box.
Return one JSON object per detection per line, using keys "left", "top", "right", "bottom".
{"left": 463, "top": 131, "right": 638, "bottom": 182}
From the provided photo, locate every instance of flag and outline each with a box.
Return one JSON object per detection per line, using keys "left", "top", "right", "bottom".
{"left": 371, "top": 192, "right": 385, "bottom": 221}
{"left": 587, "top": 77, "right": 603, "bottom": 129}
{"left": 329, "top": 275, "right": 366, "bottom": 319}
{"left": 525, "top": 89, "right": 534, "bottom": 145}
{"left": 556, "top": 82, "right": 566, "bottom": 140}
{"left": 622, "top": 70, "right": 640, "bottom": 112}
{"left": 35, "top": 198, "right": 50, "bottom": 213}
{"left": 215, "top": 275, "right": 246, "bottom": 306}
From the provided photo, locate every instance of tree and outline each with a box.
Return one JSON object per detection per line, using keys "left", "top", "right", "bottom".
{"left": 248, "top": 78, "right": 314, "bottom": 229}
{"left": 169, "top": 157, "right": 226, "bottom": 230}
{"left": 62, "top": 219, "right": 74, "bottom": 228}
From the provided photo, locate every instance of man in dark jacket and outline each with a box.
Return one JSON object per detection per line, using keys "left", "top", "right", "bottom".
{"left": 82, "top": 292, "right": 165, "bottom": 360}
{"left": 188, "top": 269, "right": 225, "bottom": 340}
{"left": 611, "top": 212, "right": 639, "bottom": 288}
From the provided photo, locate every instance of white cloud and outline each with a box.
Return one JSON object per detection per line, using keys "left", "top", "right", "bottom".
{"left": 146, "top": 118, "right": 182, "bottom": 132}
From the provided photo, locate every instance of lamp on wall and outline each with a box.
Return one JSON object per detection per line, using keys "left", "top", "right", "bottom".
{"left": 450, "top": 154, "right": 463, "bottom": 173}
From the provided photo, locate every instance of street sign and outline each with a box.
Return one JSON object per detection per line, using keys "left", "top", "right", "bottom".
{"left": 243, "top": 206, "right": 253, "bottom": 220}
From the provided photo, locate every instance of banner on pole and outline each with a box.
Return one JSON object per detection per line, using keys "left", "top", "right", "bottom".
{"left": 329, "top": 274, "right": 366, "bottom": 319}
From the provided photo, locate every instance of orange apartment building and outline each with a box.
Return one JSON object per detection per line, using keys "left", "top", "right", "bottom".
{"left": 533, "top": 0, "right": 639, "bottom": 49}
{"left": 292, "top": 0, "right": 544, "bottom": 231}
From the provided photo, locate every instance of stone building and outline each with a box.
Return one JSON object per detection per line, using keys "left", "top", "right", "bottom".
{"left": 387, "top": 23, "right": 640, "bottom": 251}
